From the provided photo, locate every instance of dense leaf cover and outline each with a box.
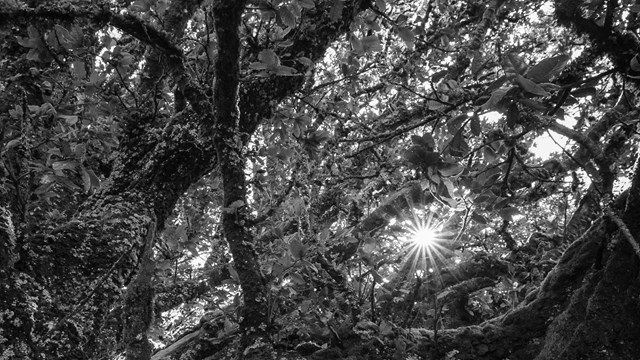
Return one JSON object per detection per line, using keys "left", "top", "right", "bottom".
{"left": 1, "top": 0, "right": 640, "bottom": 359}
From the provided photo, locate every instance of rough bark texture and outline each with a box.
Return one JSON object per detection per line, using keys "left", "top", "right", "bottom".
{"left": 123, "top": 216, "right": 157, "bottom": 360}
{"left": 3, "top": 0, "right": 640, "bottom": 359}
{"left": 211, "top": 0, "right": 273, "bottom": 358}
{"left": 0, "top": 0, "right": 372, "bottom": 358}
{"left": 535, "top": 156, "right": 640, "bottom": 359}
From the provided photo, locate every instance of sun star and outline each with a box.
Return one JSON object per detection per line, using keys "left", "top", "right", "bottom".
{"left": 401, "top": 212, "right": 449, "bottom": 278}
{"left": 411, "top": 227, "right": 437, "bottom": 249}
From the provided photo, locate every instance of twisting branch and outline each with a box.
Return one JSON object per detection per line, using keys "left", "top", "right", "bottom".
{"left": 605, "top": 207, "right": 640, "bottom": 259}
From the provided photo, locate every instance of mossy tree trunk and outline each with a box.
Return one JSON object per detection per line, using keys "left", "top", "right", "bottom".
{"left": 0, "top": 1, "right": 371, "bottom": 358}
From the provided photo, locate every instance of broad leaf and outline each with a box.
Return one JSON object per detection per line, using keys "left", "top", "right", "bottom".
{"left": 362, "top": 35, "right": 383, "bottom": 53}
{"left": 289, "top": 237, "right": 306, "bottom": 259}
{"left": 515, "top": 75, "right": 550, "bottom": 96}
{"left": 396, "top": 26, "right": 415, "bottom": 49}
{"left": 526, "top": 54, "right": 570, "bottom": 83}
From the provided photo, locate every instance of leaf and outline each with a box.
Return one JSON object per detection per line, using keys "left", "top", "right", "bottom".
{"left": 515, "top": 75, "right": 550, "bottom": 96}
{"left": 526, "top": 54, "right": 570, "bottom": 83}
{"left": 271, "top": 262, "right": 284, "bottom": 277}
{"left": 470, "top": 114, "right": 481, "bottom": 136}
{"left": 37, "top": 103, "right": 57, "bottom": 117}
{"left": 349, "top": 34, "right": 364, "bottom": 54}
{"left": 130, "top": 0, "right": 152, "bottom": 12}
{"left": 51, "top": 160, "right": 78, "bottom": 171}
{"left": 438, "top": 180, "right": 457, "bottom": 207}
{"left": 185, "top": 242, "right": 198, "bottom": 256}
{"left": 298, "top": 0, "right": 315, "bottom": 9}
{"left": 506, "top": 103, "right": 520, "bottom": 128}
{"left": 229, "top": 200, "right": 245, "bottom": 209}
{"left": 81, "top": 166, "right": 92, "bottom": 193}
{"left": 329, "top": 0, "right": 344, "bottom": 22}
{"left": 470, "top": 51, "right": 484, "bottom": 77}
{"left": 228, "top": 264, "right": 240, "bottom": 282}
{"left": 277, "top": 39, "right": 294, "bottom": 47}
{"left": 288, "top": 2, "right": 302, "bottom": 17}
{"left": 448, "top": 132, "right": 469, "bottom": 157}
{"left": 289, "top": 237, "right": 306, "bottom": 259}
{"left": 571, "top": 87, "right": 596, "bottom": 98}
{"left": 396, "top": 26, "right": 415, "bottom": 49}
{"left": 249, "top": 62, "right": 267, "bottom": 70}
{"left": 483, "top": 146, "right": 497, "bottom": 162}
{"left": 539, "top": 83, "right": 562, "bottom": 93}
{"left": 425, "top": 100, "right": 445, "bottom": 110}
{"left": 258, "top": 49, "right": 279, "bottom": 66}
{"left": 439, "top": 163, "right": 463, "bottom": 177}
{"left": 86, "top": 169, "right": 101, "bottom": 190}
{"left": 318, "top": 227, "right": 330, "bottom": 242}
{"left": 27, "top": 25, "right": 40, "bottom": 44}
{"left": 291, "top": 197, "right": 305, "bottom": 216}
{"left": 375, "top": 0, "right": 386, "bottom": 11}
{"left": 371, "top": 270, "right": 384, "bottom": 283}
{"left": 8, "top": 105, "right": 23, "bottom": 120}
{"left": 436, "top": 289, "right": 453, "bottom": 301}
{"left": 71, "top": 60, "right": 86, "bottom": 79}
{"left": 447, "top": 114, "right": 468, "bottom": 134}
{"left": 289, "top": 272, "right": 306, "bottom": 285}
{"left": 481, "top": 88, "right": 509, "bottom": 111}
{"left": 361, "top": 238, "right": 376, "bottom": 254}
{"left": 5, "top": 136, "right": 21, "bottom": 150}
{"left": 361, "top": 35, "right": 382, "bottom": 53}
{"left": 518, "top": 98, "right": 548, "bottom": 112}
{"left": 308, "top": 129, "right": 331, "bottom": 144}
{"left": 54, "top": 25, "right": 71, "bottom": 47}
{"left": 404, "top": 146, "right": 440, "bottom": 167}
{"left": 485, "top": 75, "right": 508, "bottom": 93}
{"left": 411, "top": 133, "right": 435, "bottom": 149}
{"left": 275, "top": 65, "right": 297, "bottom": 75}
{"left": 297, "top": 56, "right": 313, "bottom": 67}
{"left": 471, "top": 212, "right": 488, "bottom": 224}
{"left": 502, "top": 53, "right": 528, "bottom": 80}
{"left": 431, "top": 69, "right": 448, "bottom": 83}
{"left": 498, "top": 207, "right": 521, "bottom": 221}
{"left": 59, "top": 115, "right": 78, "bottom": 125}
{"left": 380, "top": 320, "right": 394, "bottom": 336}
{"left": 277, "top": 6, "right": 297, "bottom": 28}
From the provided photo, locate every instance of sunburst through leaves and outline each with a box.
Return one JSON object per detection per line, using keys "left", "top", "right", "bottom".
{"left": 401, "top": 209, "right": 448, "bottom": 281}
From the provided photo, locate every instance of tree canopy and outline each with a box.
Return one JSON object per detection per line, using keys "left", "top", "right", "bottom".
{"left": 1, "top": 0, "right": 640, "bottom": 359}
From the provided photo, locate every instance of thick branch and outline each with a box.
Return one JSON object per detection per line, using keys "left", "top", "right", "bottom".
{"left": 211, "top": 1, "right": 271, "bottom": 356}
{"left": 123, "top": 216, "right": 157, "bottom": 360}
